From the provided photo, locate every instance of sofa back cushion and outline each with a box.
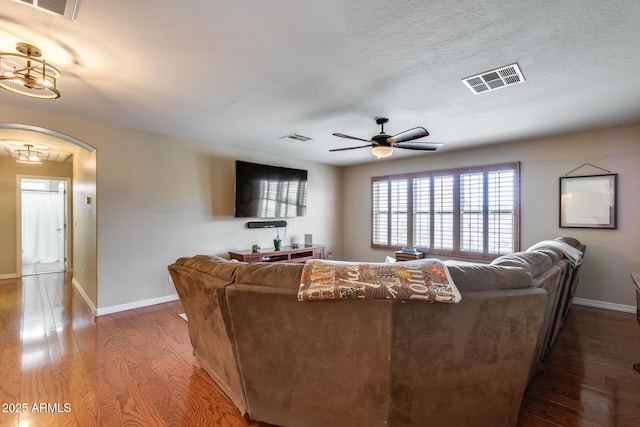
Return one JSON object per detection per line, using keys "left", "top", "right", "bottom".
{"left": 534, "top": 248, "right": 562, "bottom": 262}
{"left": 491, "top": 251, "right": 552, "bottom": 278}
{"left": 174, "top": 255, "right": 245, "bottom": 283}
{"left": 444, "top": 261, "right": 532, "bottom": 292}
{"left": 234, "top": 262, "right": 304, "bottom": 290}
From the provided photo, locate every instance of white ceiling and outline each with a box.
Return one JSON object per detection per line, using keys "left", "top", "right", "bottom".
{"left": 1, "top": 0, "right": 639, "bottom": 166}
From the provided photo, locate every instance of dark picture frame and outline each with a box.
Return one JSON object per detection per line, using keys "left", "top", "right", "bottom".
{"left": 559, "top": 174, "right": 617, "bottom": 229}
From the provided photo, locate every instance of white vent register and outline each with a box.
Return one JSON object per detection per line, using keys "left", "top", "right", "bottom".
{"left": 462, "top": 63, "right": 525, "bottom": 95}
{"left": 15, "top": 0, "right": 80, "bottom": 20}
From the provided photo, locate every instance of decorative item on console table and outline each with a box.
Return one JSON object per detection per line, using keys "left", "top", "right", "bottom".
{"left": 229, "top": 245, "right": 325, "bottom": 264}
{"left": 395, "top": 249, "right": 425, "bottom": 261}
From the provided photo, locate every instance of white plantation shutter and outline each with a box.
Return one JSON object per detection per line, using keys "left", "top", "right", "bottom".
{"left": 433, "top": 175, "right": 454, "bottom": 250}
{"left": 488, "top": 169, "right": 516, "bottom": 254}
{"left": 372, "top": 180, "right": 388, "bottom": 245}
{"left": 390, "top": 180, "right": 408, "bottom": 246}
{"left": 412, "top": 177, "right": 431, "bottom": 247}
{"left": 460, "top": 172, "right": 484, "bottom": 252}
{"left": 371, "top": 162, "right": 519, "bottom": 258}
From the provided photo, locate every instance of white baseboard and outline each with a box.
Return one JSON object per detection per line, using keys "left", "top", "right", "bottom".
{"left": 71, "top": 278, "right": 180, "bottom": 317}
{"left": 0, "top": 273, "right": 19, "bottom": 280}
{"left": 572, "top": 297, "right": 635, "bottom": 314}
{"left": 72, "top": 277, "right": 98, "bottom": 316}
{"left": 96, "top": 293, "right": 180, "bottom": 317}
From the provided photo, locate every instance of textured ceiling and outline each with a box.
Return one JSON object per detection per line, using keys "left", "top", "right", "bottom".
{"left": 1, "top": 0, "right": 639, "bottom": 165}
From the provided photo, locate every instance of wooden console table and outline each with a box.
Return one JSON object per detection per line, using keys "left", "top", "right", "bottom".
{"left": 633, "top": 273, "right": 640, "bottom": 372}
{"left": 229, "top": 245, "right": 325, "bottom": 264}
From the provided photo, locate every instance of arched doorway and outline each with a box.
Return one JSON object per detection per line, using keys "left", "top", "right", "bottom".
{"left": 0, "top": 123, "right": 97, "bottom": 304}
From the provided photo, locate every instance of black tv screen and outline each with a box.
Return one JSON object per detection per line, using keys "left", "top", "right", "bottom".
{"left": 234, "top": 160, "right": 308, "bottom": 218}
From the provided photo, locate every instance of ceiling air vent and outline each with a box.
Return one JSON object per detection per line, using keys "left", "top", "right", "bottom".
{"left": 15, "top": 0, "right": 80, "bottom": 20}
{"left": 462, "top": 63, "right": 525, "bottom": 95}
{"left": 279, "top": 133, "right": 313, "bottom": 142}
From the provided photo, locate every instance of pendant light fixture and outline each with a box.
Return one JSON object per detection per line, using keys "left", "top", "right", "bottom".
{"left": 0, "top": 43, "right": 61, "bottom": 99}
{"left": 16, "top": 144, "right": 43, "bottom": 164}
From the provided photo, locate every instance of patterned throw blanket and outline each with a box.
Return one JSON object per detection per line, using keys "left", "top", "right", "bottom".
{"left": 297, "top": 259, "right": 461, "bottom": 303}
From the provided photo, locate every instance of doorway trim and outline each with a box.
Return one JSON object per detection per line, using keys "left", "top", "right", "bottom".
{"left": 16, "top": 175, "right": 72, "bottom": 277}
{"left": 0, "top": 123, "right": 95, "bottom": 153}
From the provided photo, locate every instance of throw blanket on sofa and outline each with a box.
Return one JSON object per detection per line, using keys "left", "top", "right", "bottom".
{"left": 298, "top": 259, "right": 461, "bottom": 303}
{"left": 527, "top": 240, "right": 583, "bottom": 267}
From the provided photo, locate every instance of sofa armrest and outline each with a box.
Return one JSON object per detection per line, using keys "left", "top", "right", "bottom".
{"left": 168, "top": 260, "right": 247, "bottom": 413}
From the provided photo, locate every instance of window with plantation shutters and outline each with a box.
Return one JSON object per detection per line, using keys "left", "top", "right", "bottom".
{"left": 371, "top": 162, "right": 520, "bottom": 259}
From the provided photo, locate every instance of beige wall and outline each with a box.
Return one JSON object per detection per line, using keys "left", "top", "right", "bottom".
{"left": 343, "top": 125, "right": 640, "bottom": 308}
{"left": 0, "top": 156, "right": 73, "bottom": 278}
{"left": 72, "top": 146, "right": 98, "bottom": 305}
{"left": 3, "top": 100, "right": 637, "bottom": 311}
{"left": 0, "top": 105, "right": 344, "bottom": 313}
{"left": 94, "top": 129, "right": 343, "bottom": 310}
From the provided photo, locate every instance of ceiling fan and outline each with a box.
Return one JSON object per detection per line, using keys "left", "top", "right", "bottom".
{"left": 330, "top": 117, "right": 442, "bottom": 159}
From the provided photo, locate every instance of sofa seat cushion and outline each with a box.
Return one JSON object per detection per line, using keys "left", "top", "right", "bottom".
{"left": 297, "top": 259, "right": 461, "bottom": 303}
{"left": 444, "top": 261, "right": 532, "bottom": 292}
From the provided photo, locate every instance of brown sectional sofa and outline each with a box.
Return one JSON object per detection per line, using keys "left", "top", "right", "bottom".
{"left": 168, "top": 237, "right": 584, "bottom": 427}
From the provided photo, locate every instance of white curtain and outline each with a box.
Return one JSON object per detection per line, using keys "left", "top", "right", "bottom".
{"left": 21, "top": 191, "right": 64, "bottom": 264}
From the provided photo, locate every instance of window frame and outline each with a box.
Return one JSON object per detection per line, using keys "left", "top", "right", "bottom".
{"left": 370, "top": 162, "right": 520, "bottom": 259}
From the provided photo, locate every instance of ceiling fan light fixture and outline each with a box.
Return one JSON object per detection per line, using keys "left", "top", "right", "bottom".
{"left": 332, "top": 117, "right": 441, "bottom": 159}
{"left": 371, "top": 145, "right": 393, "bottom": 159}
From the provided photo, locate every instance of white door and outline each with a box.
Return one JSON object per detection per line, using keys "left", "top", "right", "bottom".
{"left": 20, "top": 178, "right": 67, "bottom": 276}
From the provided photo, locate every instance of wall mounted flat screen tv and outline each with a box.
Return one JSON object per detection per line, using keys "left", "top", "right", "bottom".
{"left": 234, "top": 160, "right": 308, "bottom": 218}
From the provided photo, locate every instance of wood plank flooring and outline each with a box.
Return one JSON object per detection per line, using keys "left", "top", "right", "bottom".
{"left": 518, "top": 305, "right": 640, "bottom": 426}
{"left": 0, "top": 272, "right": 639, "bottom": 426}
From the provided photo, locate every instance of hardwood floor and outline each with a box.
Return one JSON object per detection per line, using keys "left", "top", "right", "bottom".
{"left": 0, "top": 273, "right": 259, "bottom": 427}
{"left": 0, "top": 273, "right": 639, "bottom": 426}
{"left": 519, "top": 305, "right": 640, "bottom": 426}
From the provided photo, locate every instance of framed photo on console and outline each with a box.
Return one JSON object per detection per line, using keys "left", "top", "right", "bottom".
{"left": 559, "top": 173, "right": 617, "bottom": 229}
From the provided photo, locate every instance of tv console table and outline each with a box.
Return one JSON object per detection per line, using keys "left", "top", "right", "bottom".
{"left": 229, "top": 245, "right": 325, "bottom": 264}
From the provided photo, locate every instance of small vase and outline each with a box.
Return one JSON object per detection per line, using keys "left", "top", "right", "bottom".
{"left": 273, "top": 238, "right": 282, "bottom": 251}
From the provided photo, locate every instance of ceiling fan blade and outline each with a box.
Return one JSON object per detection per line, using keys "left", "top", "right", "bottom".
{"left": 329, "top": 144, "right": 373, "bottom": 152}
{"left": 388, "top": 127, "right": 429, "bottom": 144}
{"left": 396, "top": 142, "right": 442, "bottom": 151}
{"left": 332, "top": 132, "right": 371, "bottom": 143}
